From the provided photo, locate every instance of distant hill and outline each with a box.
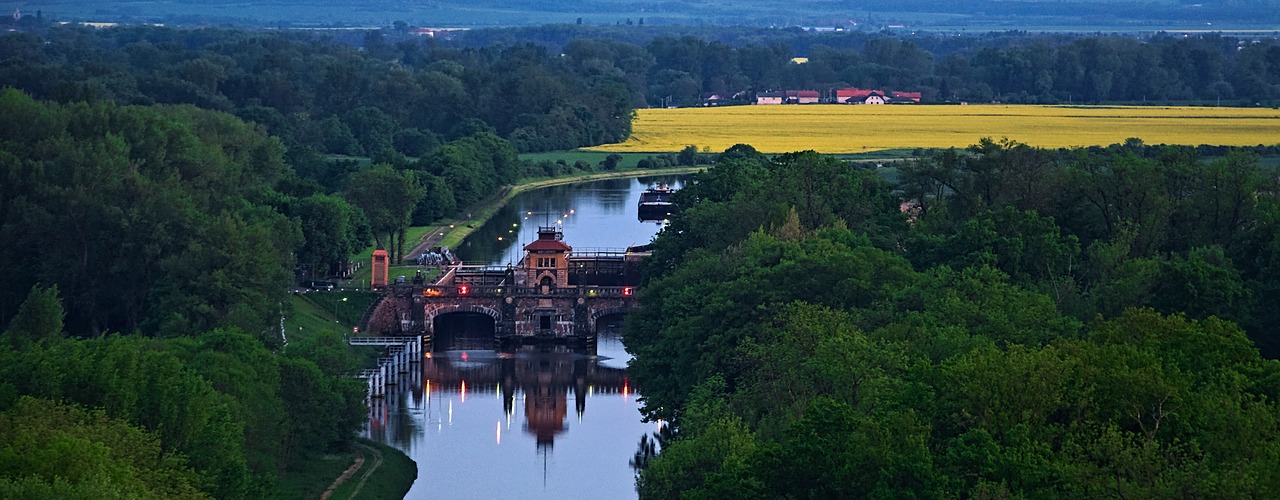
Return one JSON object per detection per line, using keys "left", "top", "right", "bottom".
{"left": 18, "top": 0, "right": 1280, "bottom": 31}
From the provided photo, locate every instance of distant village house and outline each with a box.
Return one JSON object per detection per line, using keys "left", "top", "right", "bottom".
{"left": 835, "top": 88, "right": 921, "bottom": 105}
{"left": 755, "top": 91, "right": 784, "bottom": 105}
{"left": 749, "top": 88, "right": 923, "bottom": 105}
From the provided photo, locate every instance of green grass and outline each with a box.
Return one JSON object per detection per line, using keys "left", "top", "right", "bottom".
{"left": 284, "top": 293, "right": 352, "bottom": 343}
{"left": 274, "top": 450, "right": 358, "bottom": 499}
{"left": 831, "top": 148, "right": 930, "bottom": 160}
{"left": 518, "top": 150, "right": 653, "bottom": 169}
{"left": 328, "top": 439, "right": 417, "bottom": 500}
{"left": 273, "top": 439, "right": 416, "bottom": 500}
{"left": 302, "top": 291, "right": 380, "bottom": 326}
{"left": 283, "top": 293, "right": 384, "bottom": 367}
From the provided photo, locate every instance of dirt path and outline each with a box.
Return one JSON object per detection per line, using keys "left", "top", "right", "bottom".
{"left": 402, "top": 223, "right": 452, "bottom": 261}
{"left": 318, "top": 442, "right": 381, "bottom": 500}
{"left": 319, "top": 451, "right": 366, "bottom": 500}
{"left": 347, "top": 442, "right": 384, "bottom": 499}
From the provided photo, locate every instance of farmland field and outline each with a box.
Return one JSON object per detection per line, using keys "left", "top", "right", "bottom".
{"left": 587, "top": 105, "right": 1280, "bottom": 154}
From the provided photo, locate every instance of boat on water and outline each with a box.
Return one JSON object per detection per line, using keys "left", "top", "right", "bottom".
{"left": 637, "top": 183, "right": 676, "bottom": 221}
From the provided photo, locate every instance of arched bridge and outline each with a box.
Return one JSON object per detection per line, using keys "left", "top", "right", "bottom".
{"left": 362, "top": 282, "right": 636, "bottom": 345}
{"left": 360, "top": 226, "right": 644, "bottom": 345}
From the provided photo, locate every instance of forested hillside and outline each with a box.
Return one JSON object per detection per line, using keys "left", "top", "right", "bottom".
{"left": 0, "top": 92, "right": 367, "bottom": 497}
{"left": 626, "top": 143, "right": 1280, "bottom": 497}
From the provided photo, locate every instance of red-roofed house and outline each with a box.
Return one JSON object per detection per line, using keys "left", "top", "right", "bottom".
{"left": 785, "top": 90, "right": 821, "bottom": 104}
{"left": 836, "top": 88, "right": 885, "bottom": 104}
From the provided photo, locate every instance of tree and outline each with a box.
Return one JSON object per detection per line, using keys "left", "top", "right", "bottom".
{"left": 344, "top": 164, "right": 423, "bottom": 262}
{"left": 4, "top": 285, "right": 63, "bottom": 348}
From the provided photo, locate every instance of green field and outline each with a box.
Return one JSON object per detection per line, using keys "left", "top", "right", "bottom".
{"left": 518, "top": 151, "right": 654, "bottom": 170}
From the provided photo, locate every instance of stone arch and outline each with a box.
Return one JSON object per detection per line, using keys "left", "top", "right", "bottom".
{"left": 426, "top": 304, "right": 501, "bottom": 335}
{"left": 588, "top": 306, "right": 630, "bottom": 334}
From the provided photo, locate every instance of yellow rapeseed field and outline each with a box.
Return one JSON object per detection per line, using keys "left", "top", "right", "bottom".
{"left": 586, "top": 104, "right": 1280, "bottom": 154}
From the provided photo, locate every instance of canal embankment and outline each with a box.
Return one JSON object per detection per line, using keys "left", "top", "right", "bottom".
{"left": 346, "top": 166, "right": 703, "bottom": 285}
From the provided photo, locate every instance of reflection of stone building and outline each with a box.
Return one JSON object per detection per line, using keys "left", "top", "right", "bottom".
{"left": 524, "top": 378, "right": 568, "bottom": 447}
{"left": 416, "top": 347, "right": 628, "bottom": 449}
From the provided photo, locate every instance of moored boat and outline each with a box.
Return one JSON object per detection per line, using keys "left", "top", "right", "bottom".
{"left": 637, "top": 183, "right": 676, "bottom": 221}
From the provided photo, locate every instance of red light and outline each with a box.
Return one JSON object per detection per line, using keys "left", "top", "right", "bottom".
{"left": 622, "top": 287, "right": 633, "bottom": 297}
{"left": 458, "top": 285, "right": 469, "bottom": 295}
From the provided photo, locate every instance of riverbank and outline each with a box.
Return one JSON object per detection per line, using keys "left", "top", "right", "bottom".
{"left": 276, "top": 438, "right": 415, "bottom": 500}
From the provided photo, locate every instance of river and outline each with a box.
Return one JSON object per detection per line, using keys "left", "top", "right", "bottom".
{"left": 364, "top": 174, "right": 689, "bottom": 499}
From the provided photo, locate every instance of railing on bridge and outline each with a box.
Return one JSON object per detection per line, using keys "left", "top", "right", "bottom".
{"left": 418, "top": 284, "right": 634, "bottom": 298}
{"left": 569, "top": 247, "right": 630, "bottom": 257}
{"left": 346, "top": 336, "right": 418, "bottom": 346}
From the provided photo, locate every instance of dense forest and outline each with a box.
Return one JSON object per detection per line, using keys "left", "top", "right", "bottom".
{"left": 0, "top": 92, "right": 366, "bottom": 497}
{"left": 626, "top": 142, "right": 1280, "bottom": 497}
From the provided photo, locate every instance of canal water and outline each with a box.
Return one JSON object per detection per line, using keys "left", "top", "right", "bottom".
{"left": 456, "top": 175, "right": 688, "bottom": 266}
{"left": 364, "top": 174, "right": 689, "bottom": 499}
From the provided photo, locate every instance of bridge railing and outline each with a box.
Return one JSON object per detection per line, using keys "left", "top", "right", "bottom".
{"left": 418, "top": 284, "right": 634, "bottom": 298}
{"left": 346, "top": 336, "right": 418, "bottom": 346}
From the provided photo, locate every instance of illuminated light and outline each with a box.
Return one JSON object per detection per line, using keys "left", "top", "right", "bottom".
{"left": 458, "top": 285, "right": 470, "bottom": 295}
{"left": 497, "top": 237, "right": 503, "bottom": 241}
{"left": 569, "top": 209, "right": 575, "bottom": 214}
{"left": 512, "top": 223, "right": 518, "bottom": 227}
{"left": 461, "top": 352, "right": 468, "bottom": 361}
{"left": 622, "top": 287, "right": 634, "bottom": 297}
{"left": 527, "top": 211, "right": 533, "bottom": 215}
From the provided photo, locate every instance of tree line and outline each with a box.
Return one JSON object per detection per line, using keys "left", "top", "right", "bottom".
{"left": 0, "top": 25, "right": 634, "bottom": 155}
{"left": 625, "top": 142, "right": 1280, "bottom": 497}
{"left": 462, "top": 26, "right": 1280, "bottom": 107}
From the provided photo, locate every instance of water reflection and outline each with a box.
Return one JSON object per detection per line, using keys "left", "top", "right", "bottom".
{"left": 366, "top": 321, "right": 652, "bottom": 499}
{"left": 459, "top": 175, "right": 689, "bottom": 266}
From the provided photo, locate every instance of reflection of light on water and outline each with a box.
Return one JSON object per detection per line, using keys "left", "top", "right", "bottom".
{"left": 622, "top": 381, "right": 630, "bottom": 400}
{"left": 447, "top": 400, "right": 453, "bottom": 426}
{"left": 496, "top": 421, "right": 502, "bottom": 445}
{"left": 461, "top": 380, "right": 466, "bottom": 403}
